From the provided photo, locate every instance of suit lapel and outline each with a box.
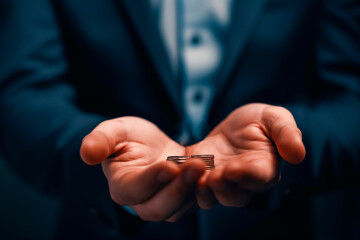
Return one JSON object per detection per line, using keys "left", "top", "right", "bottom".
{"left": 213, "top": 0, "right": 268, "bottom": 102}
{"left": 113, "top": 0, "right": 268, "bottom": 118}
{"left": 115, "top": 0, "right": 182, "bottom": 115}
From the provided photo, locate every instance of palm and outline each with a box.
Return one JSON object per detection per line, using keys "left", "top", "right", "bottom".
{"left": 189, "top": 104, "right": 278, "bottom": 177}
{"left": 81, "top": 104, "right": 304, "bottom": 214}
{"left": 81, "top": 117, "right": 207, "bottom": 221}
{"left": 187, "top": 103, "right": 307, "bottom": 211}
{"left": 194, "top": 127, "right": 276, "bottom": 170}
{"left": 101, "top": 117, "right": 185, "bottom": 180}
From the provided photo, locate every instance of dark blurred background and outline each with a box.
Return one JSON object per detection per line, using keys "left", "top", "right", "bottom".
{"left": 0, "top": 156, "right": 61, "bottom": 240}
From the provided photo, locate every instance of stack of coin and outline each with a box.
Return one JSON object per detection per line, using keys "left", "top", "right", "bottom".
{"left": 191, "top": 155, "right": 215, "bottom": 170}
{"left": 166, "top": 156, "right": 189, "bottom": 167}
{"left": 166, "top": 155, "right": 215, "bottom": 170}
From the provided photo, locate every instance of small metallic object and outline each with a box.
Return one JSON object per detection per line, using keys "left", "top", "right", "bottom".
{"left": 191, "top": 155, "right": 215, "bottom": 170}
{"left": 166, "top": 156, "right": 189, "bottom": 167}
{"left": 166, "top": 155, "right": 215, "bottom": 170}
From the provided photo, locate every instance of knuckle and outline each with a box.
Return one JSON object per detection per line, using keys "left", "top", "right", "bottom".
{"left": 262, "top": 106, "right": 291, "bottom": 123}
{"left": 262, "top": 106, "right": 277, "bottom": 119}
{"left": 272, "top": 106, "right": 291, "bottom": 116}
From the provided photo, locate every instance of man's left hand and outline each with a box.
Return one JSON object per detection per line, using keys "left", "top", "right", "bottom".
{"left": 187, "top": 103, "right": 306, "bottom": 209}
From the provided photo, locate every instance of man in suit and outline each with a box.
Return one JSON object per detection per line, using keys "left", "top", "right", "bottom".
{"left": 0, "top": 0, "right": 359, "bottom": 239}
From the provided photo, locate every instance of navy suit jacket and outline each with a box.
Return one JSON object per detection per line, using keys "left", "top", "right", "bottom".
{"left": 0, "top": 0, "right": 359, "bottom": 239}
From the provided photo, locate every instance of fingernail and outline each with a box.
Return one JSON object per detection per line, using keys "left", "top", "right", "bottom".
{"left": 158, "top": 169, "right": 175, "bottom": 183}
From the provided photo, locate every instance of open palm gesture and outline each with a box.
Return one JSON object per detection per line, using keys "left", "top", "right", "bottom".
{"left": 80, "top": 117, "right": 206, "bottom": 221}
{"left": 188, "top": 104, "right": 306, "bottom": 208}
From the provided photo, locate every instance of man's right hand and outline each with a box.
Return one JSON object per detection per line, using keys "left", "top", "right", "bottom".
{"left": 80, "top": 117, "right": 206, "bottom": 222}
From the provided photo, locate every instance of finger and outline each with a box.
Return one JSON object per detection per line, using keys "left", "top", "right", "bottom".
{"left": 196, "top": 186, "right": 218, "bottom": 209}
{"left": 80, "top": 119, "right": 126, "bottom": 165}
{"left": 207, "top": 166, "right": 254, "bottom": 207}
{"left": 262, "top": 106, "right": 306, "bottom": 164}
{"left": 108, "top": 161, "right": 180, "bottom": 205}
{"left": 223, "top": 158, "right": 281, "bottom": 191}
{"left": 165, "top": 198, "right": 197, "bottom": 223}
{"left": 196, "top": 171, "right": 217, "bottom": 209}
{"left": 132, "top": 159, "right": 206, "bottom": 221}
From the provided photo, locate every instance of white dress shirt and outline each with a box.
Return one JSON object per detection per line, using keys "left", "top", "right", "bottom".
{"left": 151, "top": 0, "right": 234, "bottom": 140}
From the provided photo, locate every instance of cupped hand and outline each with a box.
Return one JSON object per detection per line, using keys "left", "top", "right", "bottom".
{"left": 80, "top": 117, "right": 206, "bottom": 222}
{"left": 187, "top": 103, "right": 306, "bottom": 209}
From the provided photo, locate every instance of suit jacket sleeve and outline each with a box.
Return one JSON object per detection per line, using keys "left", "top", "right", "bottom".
{"left": 0, "top": 0, "right": 106, "bottom": 197}
{"left": 282, "top": 0, "right": 360, "bottom": 189}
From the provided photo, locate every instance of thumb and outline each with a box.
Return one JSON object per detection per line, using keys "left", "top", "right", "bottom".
{"left": 262, "top": 106, "right": 306, "bottom": 164}
{"left": 80, "top": 119, "right": 126, "bottom": 165}
{"left": 80, "top": 131, "right": 111, "bottom": 165}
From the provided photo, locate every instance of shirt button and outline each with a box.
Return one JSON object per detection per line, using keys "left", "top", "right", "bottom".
{"left": 193, "top": 91, "right": 203, "bottom": 103}
{"left": 190, "top": 33, "right": 202, "bottom": 46}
